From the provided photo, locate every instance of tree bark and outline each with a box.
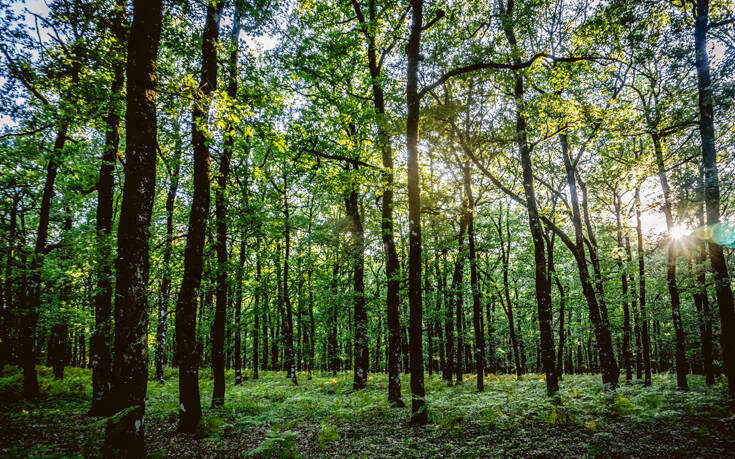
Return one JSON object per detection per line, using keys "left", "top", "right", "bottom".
{"left": 635, "top": 185, "right": 652, "bottom": 386}
{"left": 462, "top": 163, "right": 485, "bottom": 391}
{"left": 345, "top": 176, "right": 368, "bottom": 389}
{"left": 23, "top": 125, "right": 67, "bottom": 399}
{"left": 175, "top": 0, "right": 224, "bottom": 432}
{"left": 651, "top": 132, "right": 689, "bottom": 390}
{"left": 90, "top": 0, "right": 126, "bottom": 415}
{"left": 694, "top": 0, "right": 735, "bottom": 399}
{"left": 613, "top": 191, "right": 632, "bottom": 382}
{"left": 560, "top": 133, "right": 619, "bottom": 388}
{"left": 406, "top": 0, "right": 427, "bottom": 425}
{"left": 102, "top": 0, "right": 162, "bottom": 455}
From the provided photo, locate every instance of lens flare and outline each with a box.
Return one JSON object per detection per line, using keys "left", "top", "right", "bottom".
{"left": 669, "top": 226, "right": 690, "bottom": 239}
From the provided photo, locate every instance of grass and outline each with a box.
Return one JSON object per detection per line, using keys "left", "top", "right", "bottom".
{"left": 1, "top": 365, "right": 734, "bottom": 457}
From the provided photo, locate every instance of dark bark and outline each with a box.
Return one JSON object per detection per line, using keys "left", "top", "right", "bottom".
{"left": 462, "top": 163, "right": 485, "bottom": 391}
{"left": 613, "top": 191, "right": 632, "bottom": 382}
{"left": 22, "top": 125, "right": 68, "bottom": 399}
{"left": 154, "top": 139, "right": 182, "bottom": 384}
{"left": 694, "top": 0, "right": 735, "bottom": 399}
{"left": 499, "top": 1, "right": 557, "bottom": 395}
{"left": 559, "top": 133, "right": 619, "bottom": 388}
{"left": 176, "top": 0, "right": 224, "bottom": 432}
{"left": 651, "top": 133, "right": 688, "bottom": 390}
{"left": 91, "top": 0, "right": 126, "bottom": 415}
{"left": 635, "top": 185, "right": 652, "bottom": 386}
{"left": 406, "top": 0, "right": 427, "bottom": 425}
{"left": 102, "top": 0, "right": 162, "bottom": 455}
{"left": 345, "top": 177, "right": 368, "bottom": 389}
{"left": 693, "top": 170, "right": 714, "bottom": 385}
{"left": 282, "top": 182, "right": 298, "bottom": 385}
{"left": 329, "top": 256, "right": 339, "bottom": 375}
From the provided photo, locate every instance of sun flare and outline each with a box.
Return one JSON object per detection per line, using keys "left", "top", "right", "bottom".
{"left": 669, "top": 226, "right": 690, "bottom": 239}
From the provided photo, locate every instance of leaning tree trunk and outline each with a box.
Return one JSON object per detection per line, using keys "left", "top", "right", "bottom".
{"left": 651, "top": 133, "right": 688, "bottom": 391}
{"left": 22, "top": 125, "right": 67, "bottom": 399}
{"left": 175, "top": 0, "right": 224, "bottom": 432}
{"left": 560, "top": 133, "right": 619, "bottom": 388}
{"left": 91, "top": 0, "right": 126, "bottom": 414}
{"left": 694, "top": 0, "right": 735, "bottom": 399}
{"left": 101, "top": 0, "right": 162, "bottom": 455}
{"left": 499, "top": 3, "right": 557, "bottom": 394}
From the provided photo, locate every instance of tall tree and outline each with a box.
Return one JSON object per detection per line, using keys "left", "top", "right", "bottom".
{"left": 102, "top": 0, "right": 163, "bottom": 455}
{"left": 176, "top": 0, "right": 225, "bottom": 432}
{"left": 692, "top": 0, "right": 735, "bottom": 399}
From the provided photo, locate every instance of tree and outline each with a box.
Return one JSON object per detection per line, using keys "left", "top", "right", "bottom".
{"left": 102, "top": 0, "right": 163, "bottom": 455}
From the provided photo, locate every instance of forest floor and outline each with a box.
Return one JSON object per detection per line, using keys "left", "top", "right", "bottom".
{"left": 1, "top": 365, "right": 734, "bottom": 458}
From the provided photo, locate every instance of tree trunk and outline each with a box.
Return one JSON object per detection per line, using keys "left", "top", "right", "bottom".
{"left": 694, "top": 170, "right": 714, "bottom": 384}
{"left": 22, "top": 125, "right": 68, "bottom": 399}
{"left": 329, "top": 256, "right": 339, "bottom": 375}
{"left": 499, "top": 4, "right": 557, "bottom": 394}
{"left": 613, "top": 191, "right": 632, "bottom": 382}
{"left": 91, "top": 0, "right": 126, "bottom": 414}
{"left": 463, "top": 163, "right": 485, "bottom": 391}
{"left": 345, "top": 177, "right": 368, "bottom": 389}
{"left": 651, "top": 132, "right": 688, "bottom": 390}
{"left": 175, "top": 0, "right": 224, "bottom": 432}
{"left": 635, "top": 185, "right": 652, "bottom": 386}
{"left": 559, "top": 133, "right": 619, "bottom": 388}
{"left": 406, "top": 0, "right": 427, "bottom": 425}
{"left": 694, "top": 0, "right": 735, "bottom": 399}
{"left": 253, "top": 245, "right": 261, "bottom": 379}
{"left": 282, "top": 182, "right": 298, "bottom": 385}
{"left": 102, "top": 0, "right": 162, "bottom": 454}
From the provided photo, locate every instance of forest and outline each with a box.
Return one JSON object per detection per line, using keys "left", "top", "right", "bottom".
{"left": 0, "top": 0, "right": 735, "bottom": 456}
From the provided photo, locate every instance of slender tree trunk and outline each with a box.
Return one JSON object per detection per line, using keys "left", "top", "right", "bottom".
{"left": 329, "top": 256, "right": 339, "bottom": 375}
{"left": 499, "top": 4, "right": 557, "bottom": 393}
{"left": 282, "top": 182, "right": 298, "bottom": 385}
{"left": 452, "top": 214, "right": 468, "bottom": 383}
{"left": 234, "top": 239, "right": 246, "bottom": 385}
{"left": 694, "top": 171, "right": 714, "bottom": 385}
{"left": 345, "top": 178, "right": 368, "bottom": 389}
{"left": 462, "top": 163, "right": 485, "bottom": 391}
{"left": 694, "top": 0, "right": 735, "bottom": 399}
{"left": 22, "top": 125, "right": 68, "bottom": 399}
{"left": 102, "top": 1, "right": 162, "bottom": 454}
{"left": 406, "top": 0, "right": 427, "bottom": 425}
{"left": 626, "top": 235, "right": 643, "bottom": 380}
{"left": 635, "top": 185, "right": 652, "bottom": 386}
{"left": 651, "top": 133, "right": 688, "bottom": 390}
{"left": 614, "top": 192, "right": 632, "bottom": 382}
{"left": 155, "top": 136, "right": 182, "bottom": 384}
{"left": 253, "top": 245, "right": 261, "bottom": 379}
{"left": 175, "top": 0, "right": 224, "bottom": 432}
{"left": 91, "top": 0, "right": 126, "bottom": 414}
{"left": 560, "top": 133, "right": 619, "bottom": 388}
{"left": 211, "top": 0, "right": 242, "bottom": 405}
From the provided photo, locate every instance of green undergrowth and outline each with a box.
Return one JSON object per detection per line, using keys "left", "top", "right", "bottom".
{"left": 1, "top": 364, "right": 733, "bottom": 457}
